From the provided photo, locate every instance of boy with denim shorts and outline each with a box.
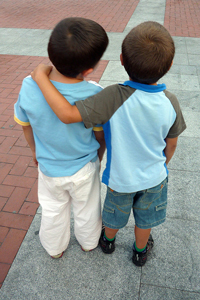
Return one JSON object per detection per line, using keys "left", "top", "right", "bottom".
{"left": 31, "top": 21, "right": 186, "bottom": 266}
{"left": 14, "top": 18, "right": 108, "bottom": 258}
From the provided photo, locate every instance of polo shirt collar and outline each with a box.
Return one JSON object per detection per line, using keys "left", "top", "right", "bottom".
{"left": 122, "top": 80, "right": 166, "bottom": 93}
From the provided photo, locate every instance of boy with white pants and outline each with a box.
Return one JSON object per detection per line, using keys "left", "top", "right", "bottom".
{"left": 14, "top": 17, "right": 108, "bottom": 258}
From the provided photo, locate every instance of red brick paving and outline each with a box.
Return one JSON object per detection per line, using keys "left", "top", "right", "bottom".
{"left": 0, "top": 54, "right": 108, "bottom": 286}
{"left": 0, "top": 0, "right": 139, "bottom": 32}
{"left": 0, "top": 263, "right": 11, "bottom": 286}
{"left": 0, "top": 228, "right": 27, "bottom": 264}
{"left": 165, "top": 0, "right": 200, "bottom": 37}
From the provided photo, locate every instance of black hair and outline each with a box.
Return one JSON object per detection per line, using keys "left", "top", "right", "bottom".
{"left": 48, "top": 17, "right": 108, "bottom": 77}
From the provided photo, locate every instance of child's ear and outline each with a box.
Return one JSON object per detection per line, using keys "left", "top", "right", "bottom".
{"left": 120, "top": 54, "right": 124, "bottom": 66}
{"left": 82, "top": 68, "right": 94, "bottom": 77}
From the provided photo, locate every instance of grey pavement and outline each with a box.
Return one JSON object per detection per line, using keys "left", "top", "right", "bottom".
{"left": 1, "top": 0, "right": 200, "bottom": 299}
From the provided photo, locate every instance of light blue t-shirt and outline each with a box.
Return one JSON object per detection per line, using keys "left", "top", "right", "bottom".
{"left": 102, "top": 82, "right": 175, "bottom": 192}
{"left": 75, "top": 81, "right": 186, "bottom": 193}
{"left": 14, "top": 76, "right": 102, "bottom": 177}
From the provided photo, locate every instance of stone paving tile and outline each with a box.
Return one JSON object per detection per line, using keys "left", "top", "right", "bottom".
{"left": 165, "top": 0, "right": 200, "bottom": 37}
{"left": 0, "top": 54, "right": 108, "bottom": 287}
{"left": 0, "top": 0, "right": 139, "bottom": 32}
{"left": 140, "top": 285, "right": 200, "bottom": 300}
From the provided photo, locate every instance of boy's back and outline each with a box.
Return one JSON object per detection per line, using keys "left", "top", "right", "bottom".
{"left": 14, "top": 76, "right": 102, "bottom": 177}
{"left": 76, "top": 80, "right": 186, "bottom": 192}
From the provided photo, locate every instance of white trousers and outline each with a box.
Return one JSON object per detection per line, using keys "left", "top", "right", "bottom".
{"left": 38, "top": 160, "right": 101, "bottom": 256}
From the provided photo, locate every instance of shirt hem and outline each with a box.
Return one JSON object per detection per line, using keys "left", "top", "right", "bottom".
{"left": 14, "top": 115, "right": 30, "bottom": 126}
{"left": 102, "top": 173, "right": 168, "bottom": 193}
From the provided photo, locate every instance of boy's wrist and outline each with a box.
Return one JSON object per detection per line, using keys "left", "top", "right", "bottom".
{"left": 31, "top": 64, "right": 52, "bottom": 83}
{"left": 35, "top": 71, "right": 47, "bottom": 83}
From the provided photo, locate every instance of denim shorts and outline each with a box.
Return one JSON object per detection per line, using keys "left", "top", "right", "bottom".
{"left": 102, "top": 177, "right": 168, "bottom": 230}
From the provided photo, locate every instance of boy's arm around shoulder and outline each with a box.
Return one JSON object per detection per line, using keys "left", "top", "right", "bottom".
{"left": 31, "top": 64, "right": 82, "bottom": 124}
{"left": 75, "top": 84, "right": 125, "bottom": 128}
{"left": 31, "top": 64, "right": 122, "bottom": 127}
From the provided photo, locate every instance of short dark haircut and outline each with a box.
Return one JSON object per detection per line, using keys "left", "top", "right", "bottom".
{"left": 48, "top": 17, "right": 108, "bottom": 77}
{"left": 122, "top": 21, "right": 175, "bottom": 84}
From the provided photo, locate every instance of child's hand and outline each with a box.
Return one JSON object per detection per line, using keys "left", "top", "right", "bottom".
{"left": 31, "top": 64, "right": 53, "bottom": 82}
{"left": 32, "top": 151, "right": 38, "bottom": 167}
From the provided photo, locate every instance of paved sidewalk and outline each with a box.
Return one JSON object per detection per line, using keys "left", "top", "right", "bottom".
{"left": 0, "top": 0, "right": 200, "bottom": 299}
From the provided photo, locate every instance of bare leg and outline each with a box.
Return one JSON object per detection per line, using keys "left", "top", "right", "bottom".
{"left": 105, "top": 227, "right": 119, "bottom": 239}
{"left": 134, "top": 226, "right": 151, "bottom": 249}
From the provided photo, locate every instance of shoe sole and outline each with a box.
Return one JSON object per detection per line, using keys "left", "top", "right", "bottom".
{"left": 51, "top": 252, "right": 64, "bottom": 259}
{"left": 81, "top": 246, "right": 94, "bottom": 252}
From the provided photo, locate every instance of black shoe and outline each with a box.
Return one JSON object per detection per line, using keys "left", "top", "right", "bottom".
{"left": 99, "top": 229, "right": 115, "bottom": 254}
{"left": 132, "top": 234, "right": 154, "bottom": 266}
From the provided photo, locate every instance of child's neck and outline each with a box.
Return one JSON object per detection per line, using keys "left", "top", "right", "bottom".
{"left": 49, "top": 67, "right": 84, "bottom": 84}
{"left": 129, "top": 78, "right": 157, "bottom": 85}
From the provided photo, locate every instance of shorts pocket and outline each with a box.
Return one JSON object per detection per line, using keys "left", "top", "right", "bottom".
{"left": 133, "top": 178, "right": 168, "bottom": 210}
{"left": 146, "top": 177, "right": 168, "bottom": 194}
{"left": 108, "top": 188, "right": 127, "bottom": 197}
{"left": 104, "top": 203, "right": 115, "bottom": 214}
{"left": 156, "top": 201, "right": 167, "bottom": 211}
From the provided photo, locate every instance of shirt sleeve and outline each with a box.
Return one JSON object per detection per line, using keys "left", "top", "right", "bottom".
{"left": 164, "top": 90, "right": 186, "bottom": 138}
{"left": 75, "top": 84, "right": 126, "bottom": 128}
{"left": 93, "top": 126, "right": 103, "bottom": 132}
{"left": 14, "top": 94, "right": 30, "bottom": 126}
